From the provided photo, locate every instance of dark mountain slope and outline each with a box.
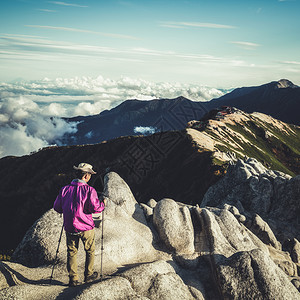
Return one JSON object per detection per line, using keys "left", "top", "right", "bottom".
{"left": 64, "top": 97, "right": 208, "bottom": 145}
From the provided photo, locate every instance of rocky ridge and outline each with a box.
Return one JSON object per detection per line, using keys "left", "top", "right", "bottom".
{"left": 1, "top": 159, "right": 299, "bottom": 299}
{"left": 188, "top": 107, "right": 300, "bottom": 176}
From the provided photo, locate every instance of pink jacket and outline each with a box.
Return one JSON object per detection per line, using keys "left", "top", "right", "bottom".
{"left": 53, "top": 179, "right": 105, "bottom": 233}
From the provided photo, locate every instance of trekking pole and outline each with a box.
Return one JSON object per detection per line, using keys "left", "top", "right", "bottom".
{"left": 97, "top": 168, "right": 110, "bottom": 282}
{"left": 100, "top": 206, "right": 104, "bottom": 282}
{"left": 93, "top": 167, "right": 110, "bottom": 282}
{"left": 50, "top": 222, "right": 64, "bottom": 284}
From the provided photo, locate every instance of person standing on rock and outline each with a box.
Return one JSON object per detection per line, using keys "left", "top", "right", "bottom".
{"left": 54, "top": 163, "right": 106, "bottom": 287}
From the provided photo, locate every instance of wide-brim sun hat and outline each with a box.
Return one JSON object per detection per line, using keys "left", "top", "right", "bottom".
{"left": 73, "top": 163, "right": 97, "bottom": 174}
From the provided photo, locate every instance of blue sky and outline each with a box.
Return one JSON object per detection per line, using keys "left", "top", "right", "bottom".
{"left": 1, "top": 0, "right": 300, "bottom": 87}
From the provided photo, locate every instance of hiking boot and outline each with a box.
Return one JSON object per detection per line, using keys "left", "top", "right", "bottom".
{"left": 84, "top": 271, "right": 98, "bottom": 283}
{"left": 69, "top": 279, "right": 80, "bottom": 287}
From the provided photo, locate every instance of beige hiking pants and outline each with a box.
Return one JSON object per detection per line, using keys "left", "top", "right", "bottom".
{"left": 66, "top": 229, "right": 95, "bottom": 281}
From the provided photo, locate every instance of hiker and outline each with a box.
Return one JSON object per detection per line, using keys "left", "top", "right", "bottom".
{"left": 53, "top": 163, "right": 106, "bottom": 287}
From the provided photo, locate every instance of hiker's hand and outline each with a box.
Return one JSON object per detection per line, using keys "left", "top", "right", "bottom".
{"left": 103, "top": 198, "right": 108, "bottom": 206}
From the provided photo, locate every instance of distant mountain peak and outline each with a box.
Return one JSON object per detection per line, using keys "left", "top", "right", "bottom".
{"left": 276, "top": 79, "right": 298, "bottom": 89}
{"left": 173, "top": 95, "right": 190, "bottom": 101}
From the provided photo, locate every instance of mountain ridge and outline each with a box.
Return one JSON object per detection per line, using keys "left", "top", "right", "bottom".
{"left": 62, "top": 79, "right": 300, "bottom": 146}
{"left": 188, "top": 107, "right": 300, "bottom": 176}
{"left": 207, "top": 79, "right": 300, "bottom": 125}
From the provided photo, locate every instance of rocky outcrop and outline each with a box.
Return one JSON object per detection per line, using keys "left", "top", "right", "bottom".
{"left": 201, "top": 158, "right": 300, "bottom": 280}
{"left": 102, "top": 172, "right": 147, "bottom": 225}
{"left": 11, "top": 209, "right": 65, "bottom": 267}
{"left": 153, "top": 198, "right": 194, "bottom": 254}
{"left": 291, "top": 239, "right": 300, "bottom": 264}
{"left": 248, "top": 214, "right": 281, "bottom": 250}
{"left": 217, "top": 248, "right": 299, "bottom": 300}
{"left": 2, "top": 168, "right": 299, "bottom": 299}
{"left": 195, "top": 207, "right": 269, "bottom": 260}
{"left": 201, "top": 158, "right": 300, "bottom": 242}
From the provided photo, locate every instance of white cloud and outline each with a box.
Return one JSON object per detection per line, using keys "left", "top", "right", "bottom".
{"left": 37, "top": 9, "right": 57, "bottom": 12}
{"left": 0, "top": 124, "right": 48, "bottom": 157}
{"left": 25, "top": 25, "right": 137, "bottom": 40}
{"left": 160, "top": 21, "right": 236, "bottom": 29}
{"left": 42, "top": 103, "right": 67, "bottom": 116}
{"left": 280, "top": 60, "right": 300, "bottom": 65}
{"left": 47, "top": 1, "right": 88, "bottom": 8}
{"left": 134, "top": 126, "right": 156, "bottom": 135}
{"left": 231, "top": 41, "right": 261, "bottom": 50}
{"left": 73, "top": 101, "right": 108, "bottom": 116}
{"left": 0, "top": 75, "right": 227, "bottom": 158}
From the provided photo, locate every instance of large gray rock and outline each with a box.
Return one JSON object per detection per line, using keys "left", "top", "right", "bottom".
{"left": 217, "top": 248, "right": 300, "bottom": 300}
{"left": 249, "top": 214, "right": 281, "bottom": 249}
{"left": 291, "top": 239, "right": 300, "bottom": 264}
{"left": 201, "top": 158, "right": 291, "bottom": 217}
{"left": 194, "top": 206, "right": 299, "bottom": 278}
{"left": 0, "top": 261, "right": 65, "bottom": 299}
{"left": 120, "top": 260, "right": 196, "bottom": 300}
{"left": 120, "top": 260, "right": 175, "bottom": 295}
{"left": 153, "top": 198, "right": 194, "bottom": 254}
{"left": 75, "top": 276, "right": 139, "bottom": 300}
{"left": 12, "top": 209, "right": 65, "bottom": 267}
{"left": 0, "top": 283, "right": 62, "bottom": 300}
{"left": 195, "top": 207, "right": 269, "bottom": 260}
{"left": 148, "top": 273, "right": 194, "bottom": 300}
{"left": 102, "top": 172, "right": 147, "bottom": 225}
{"left": 96, "top": 172, "right": 157, "bottom": 271}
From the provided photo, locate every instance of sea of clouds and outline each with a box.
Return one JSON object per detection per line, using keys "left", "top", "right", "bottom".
{"left": 0, "top": 75, "right": 227, "bottom": 158}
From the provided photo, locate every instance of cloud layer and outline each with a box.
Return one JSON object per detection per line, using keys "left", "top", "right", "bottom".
{"left": 0, "top": 95, "right": 78, "bottom": 158}
{"left": 0, "top": 75, "right": 226, "bottom": 158}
